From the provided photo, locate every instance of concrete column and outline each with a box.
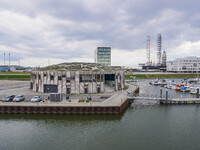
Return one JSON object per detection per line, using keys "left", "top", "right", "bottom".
{"left": 160, "top": 88, "right": 162, "bottom": 98}
{"left": 166, "top": 90, "right": 168, "bottom": 101}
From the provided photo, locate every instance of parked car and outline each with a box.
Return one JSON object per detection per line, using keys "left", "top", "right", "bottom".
{"left": 2, "top": 95, "right": 15, "bottom": 102}
{"left": 31, "top": 96, "right": 42, "bottom": 102}
{"left": 13, "top": 95, "right": 25, "bottom": 102}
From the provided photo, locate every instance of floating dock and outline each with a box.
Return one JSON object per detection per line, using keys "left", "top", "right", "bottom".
{"left": 160, "top": 98, "right": 200, "bottom": 104}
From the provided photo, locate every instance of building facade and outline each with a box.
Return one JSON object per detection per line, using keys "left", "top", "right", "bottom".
{"left": 167, "top": 56, "right": 200, "bottom": 73}
{"left": 30, "top": 63, "right": 125, "bottom": 94}
{"left": 96, "top": 47, "right": 111, "bottom": 66}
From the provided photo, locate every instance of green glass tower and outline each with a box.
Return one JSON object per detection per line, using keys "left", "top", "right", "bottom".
{"left": 96, "top": 47, "right": 111, "bottom": 66}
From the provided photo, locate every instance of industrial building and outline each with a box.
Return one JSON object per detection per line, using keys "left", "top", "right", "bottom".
{"left": 30, "top": 62, "right": 125, "bottom": 94}
{"left": 95, "top": 47, "right": 111, "bottom": 66}
{"left": 0, "top": 66, "right": 10, "bottom": 72}
{"left": 0, "top": 65, "right": 33, "bottom": 72}
{"left": 167, "top": 56, "right": 200, "bottom": 73}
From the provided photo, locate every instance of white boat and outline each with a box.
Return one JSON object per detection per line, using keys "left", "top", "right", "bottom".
{"left": 149, "top": 79, "right": 159, "bottom": 85}
{"left": 150, "top": 79, "right": 167, "bottom": 86}
{"left": 181, "top": 86, "right": 191, "bottom": 92}
{"left": 165, "top": 80, "right": 176, "bottom": 89}
{"left": 188, "top": 78, "right": 199, "bottom": 83}
{"left": 189, "top": 86, "right": 200, "bottom": 94}
{"left": 172, "top": 85, "right": 177, "bottom": 90}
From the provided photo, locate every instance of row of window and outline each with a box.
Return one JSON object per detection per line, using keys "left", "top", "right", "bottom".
{"left": 97, "top": 49, "right": 111, "bottom": 52}
{"left": 181, "top": 60, "right": 200, "bottom": 62}
{"left": 98, "top": 59, "right": 111, "bottom": 62}
{"left": 98, "top": 52, "right": 111, "bottom": 54}
{"left": 98, "top": 60, "right": 111, "bottom": 63}
{"left": 98, "top": 56, "right": 111, "bottom": 58}
{"left": 35, "top": 74, "right": 104, "bottom": 82}
{"left": 170, "top": 68, "right": 200, "bottom": 71}
{"left": 80, "top": 74, "right": 103, "bottom": 82}
{"left": 180, "top": 63, "right": 200, "bottom": 64}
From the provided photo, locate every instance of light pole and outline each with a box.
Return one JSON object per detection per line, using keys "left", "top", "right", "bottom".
{"left": 4, "top": 53, "right": 5, "bottom": 65}
{"left": 9, "top": 53, "right": 10, "bottom": 66}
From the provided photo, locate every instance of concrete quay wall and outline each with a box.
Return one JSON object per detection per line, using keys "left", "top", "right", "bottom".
{"left": 0, "top": 102, "right": 128, "bottom": 114}
{"left": 0, "top": 84, "right": 138, "bottom": 114}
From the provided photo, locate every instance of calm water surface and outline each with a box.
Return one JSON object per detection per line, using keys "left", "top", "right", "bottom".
{"left": 1, "top": 79, "right": 200, "bottom": 150}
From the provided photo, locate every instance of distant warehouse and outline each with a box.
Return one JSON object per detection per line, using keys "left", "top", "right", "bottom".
{"left": 167, "top": 56, "right": 200, "bottom": 73}
{"left": 0, "top": 65, "right": 33, "bottom": 72}
{"left": 30, "top": 63, "right": 125, "bottom": 94}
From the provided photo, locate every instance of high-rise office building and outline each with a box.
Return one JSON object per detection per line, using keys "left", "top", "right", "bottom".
{"left": 96, "top": 47, "right": 111, "bottom": 66}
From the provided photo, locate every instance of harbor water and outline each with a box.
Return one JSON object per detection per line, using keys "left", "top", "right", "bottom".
{"left": 1, "top": 79, "right": 200, "bottom": 150}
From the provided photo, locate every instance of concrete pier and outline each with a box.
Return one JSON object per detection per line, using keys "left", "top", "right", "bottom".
{"left": 0, "top": 84, "right": 139, "bottom": 114}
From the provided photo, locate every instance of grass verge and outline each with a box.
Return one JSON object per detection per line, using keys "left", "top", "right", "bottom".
{"left": 125, "top": 74, "right": 200, "bottom": 79}
{"left": 0, "top": 75, "right": 30, "bottom": 80}
{"left": 0, "top": 72, "right": 30, "bottom": 75}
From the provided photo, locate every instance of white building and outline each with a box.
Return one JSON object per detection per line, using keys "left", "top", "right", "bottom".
{"left": 167, "top": 56, "right": 200, "bottom": 73}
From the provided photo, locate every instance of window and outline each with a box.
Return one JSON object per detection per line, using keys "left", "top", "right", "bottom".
{"left": 97, "top": 74, "right": 100, "bottom": 82}
{"left": 50, "top": 75, "right": 54, "bottom": 80}
{"left": 80, "top": 74, "right": 93, "bottom": 82}
{"left": 58, "top": 76, "right": 62, "bottom": 80}
{"left": 71, "top": 76, "right": 75, "bottom": 80}
{"left": 80, "top": 75, "right": 83, "bottom": 82}
{"left": 66, "top": 77, "right": 71, "bottom": 83}
{"left": 62, "top": 75, "right": 66, "bottom": 77}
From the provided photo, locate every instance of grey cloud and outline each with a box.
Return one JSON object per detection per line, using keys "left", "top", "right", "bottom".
{"left": 0, "top": 0, "right": 200, "bottom": 66}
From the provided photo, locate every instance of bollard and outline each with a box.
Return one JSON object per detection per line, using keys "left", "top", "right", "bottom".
{"left": 166, "top": 90, "right": 168, "bottom": 101}
{"left": 197, "top": 88, "right": 199, "bottom": 98}
{"left": 160, "top": 88, "right": 162, "bottom": 98}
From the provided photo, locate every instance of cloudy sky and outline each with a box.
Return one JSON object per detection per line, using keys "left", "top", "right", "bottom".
{"left": 0, "top": 0, "right": 200, "bottom": 67}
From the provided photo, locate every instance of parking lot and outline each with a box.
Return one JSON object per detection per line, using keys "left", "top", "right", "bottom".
{"left": 0, "top": 80, "right": 112, "bottom": 103}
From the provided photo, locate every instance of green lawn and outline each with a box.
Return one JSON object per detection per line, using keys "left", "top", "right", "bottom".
{"left": 0, "top": 75, "right": 30, "bottom": 80}
{"left": 125, "top": 74, "right": 200, "bottom": 79}
{"left": 0, "top": 72, "right": 30, "bottom": 75}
